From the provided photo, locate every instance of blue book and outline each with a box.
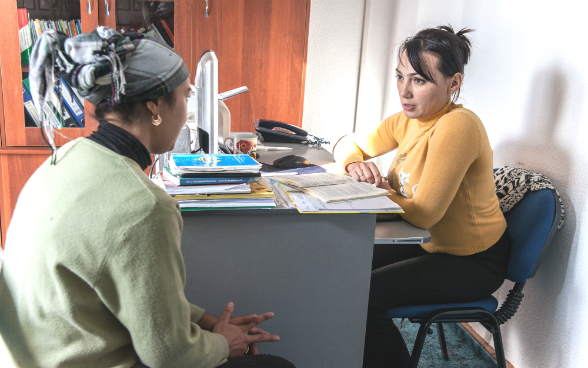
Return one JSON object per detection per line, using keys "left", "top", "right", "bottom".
{"left": 162, "top": 167, "right": 257, "bottom": 186}
{"left": 58, "top": 78, "right": 85, "bottom": 127}
{"left": 22, "top": 83, "right": 40, "bottom": 127}
{"left": 171, "top": 154, "right": 261, "bottom": 170}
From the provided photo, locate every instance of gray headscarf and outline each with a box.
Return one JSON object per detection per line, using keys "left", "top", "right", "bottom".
{"left": 29, "top": 26, "right": 189, "bottom": 162}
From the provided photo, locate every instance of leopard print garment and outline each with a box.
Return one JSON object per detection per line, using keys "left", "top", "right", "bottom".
{"left": 494, "top": 166, "right": 564, "bottom": 229}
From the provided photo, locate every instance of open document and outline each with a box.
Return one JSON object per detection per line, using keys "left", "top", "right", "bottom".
{"left": 278, "top": 183, "right": 403, "bottom": 213}
{"left": 272, "top": 173, "right": 390, "bottom": 203}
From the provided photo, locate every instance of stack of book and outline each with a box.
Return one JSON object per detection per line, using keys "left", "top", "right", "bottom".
{"left": 158, "top": 154, "right": 276, "bottom": 210}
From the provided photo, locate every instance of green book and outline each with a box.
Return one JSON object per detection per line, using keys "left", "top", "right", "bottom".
{"left": 23, "top": 78, "right": 31, "bottom": 94}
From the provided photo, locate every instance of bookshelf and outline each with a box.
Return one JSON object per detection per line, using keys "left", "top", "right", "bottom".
{"left": 0, "top": 0, "right": 310, "bottom": 247}
{"left": 0, "top": 0, "right": 193, "bottom": 247}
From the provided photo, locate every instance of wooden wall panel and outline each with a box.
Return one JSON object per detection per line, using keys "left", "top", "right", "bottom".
{"left": 0, "top": 52, "right": 4, "bottom": 147}
{"left": 195, "top": 0, "right": 309, "bottom": 132}
{"left": 0, "top": 0, "right": 29, "bottom": 146}
{"left": 0, "top": 150, "right": 51, "bottom": 248}
{"left": 174, "top": 0, "right": 193, "bottom": 72}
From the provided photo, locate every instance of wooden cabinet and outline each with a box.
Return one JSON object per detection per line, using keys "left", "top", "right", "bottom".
{"left": 0, "top": 0, "right": 99, "bottom": 147}
{"left": 0, "top": 0, "right": 310, "bottom": 247}
{"left": 194, "top": 0, "right": 310, "bottom": 132}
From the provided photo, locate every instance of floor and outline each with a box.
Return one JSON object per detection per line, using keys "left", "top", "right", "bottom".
{"left": 397, "top": 319, "right": 500, "bottom": 367}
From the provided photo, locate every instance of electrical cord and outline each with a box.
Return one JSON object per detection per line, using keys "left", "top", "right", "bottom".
{"left": 149, "top": 156, "right": 159, "bottom": 179}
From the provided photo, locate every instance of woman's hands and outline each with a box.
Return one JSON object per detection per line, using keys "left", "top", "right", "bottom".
{"left": 212, "top": 302, "right": 280, "bottom": 357}
{"left": 347, "top": 162, "right": 388, "bottom": 188}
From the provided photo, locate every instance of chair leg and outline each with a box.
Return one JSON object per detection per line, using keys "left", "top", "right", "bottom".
{"left": 492, "top": 327, "right": 507, "bottom": 368}
{"left": 436, "top": 323, "right": 449, "bottom": 360}
{"left": 408, "top": 322, "right": 430, "bottom": 368}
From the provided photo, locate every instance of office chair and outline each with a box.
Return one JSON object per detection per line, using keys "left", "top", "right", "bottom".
{"left": 383, "top": 187, "right": 561, "bottom": 368}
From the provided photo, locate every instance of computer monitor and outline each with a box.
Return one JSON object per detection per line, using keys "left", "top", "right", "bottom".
{"left": 195, "top": 50, "right": 219, "bottom": 154}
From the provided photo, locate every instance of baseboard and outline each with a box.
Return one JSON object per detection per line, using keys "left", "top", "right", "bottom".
{"left": 460, "top": 323, "right": 515, "bottom": 368}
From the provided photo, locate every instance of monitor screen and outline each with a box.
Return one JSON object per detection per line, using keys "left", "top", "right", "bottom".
{"left": 195, "top": 50, "right": 219, "bottom": 154}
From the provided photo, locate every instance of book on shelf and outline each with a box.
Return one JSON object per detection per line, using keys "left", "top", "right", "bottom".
{"left": 277, "top": 181, "right": 403, "bottom": 214}
{"left": 17, "top": 9, "right": 33, "bottom": 65}
{"left": 42, "top": 100, "right": 63, "bottom": 128}
{"left": 147, "top": 23, "right": 173, "bottom": 48}
{"left": 271, "top": 173, "right": 390, "bottom": 203}
{"left": 162, "top": 167, "right": 258, "bottom": 186}
{"left": 174, "top": 181, "right": 274, "bottom": 200}
{"left": 58, "top": 78, "right": 85, "bottom": 127}
{"left": 170, "top": 154, "right": 262, "bottom": 174}
{"left": 22, "top": 82, "right": 40, "bottom": 127}
{"left": 28, "top": 17, "right": 81, "bottom": 44}
{"left": 47, "top": 89, "right": 77, "bottom": 127}
{"left": 160, "top": 20, "right": 174, "bottom": 44}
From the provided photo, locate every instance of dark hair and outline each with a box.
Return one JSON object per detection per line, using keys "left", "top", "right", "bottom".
{"left": 399, "top": 25, "right": 473, "bottom": 101}
{"left": 93, "top": 91, "right": 177, "bottom": 125}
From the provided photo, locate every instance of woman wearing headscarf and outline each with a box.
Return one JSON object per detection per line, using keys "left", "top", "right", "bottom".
{"left": 0, "top": 27, "right": 293, "bottom": 368}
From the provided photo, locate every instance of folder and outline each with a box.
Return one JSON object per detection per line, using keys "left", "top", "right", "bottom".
{"left": 22, "top": 83, "right": 40, "bottom": 127}
{"left": 58, "top": 78, "right": 85, "bottom": 127}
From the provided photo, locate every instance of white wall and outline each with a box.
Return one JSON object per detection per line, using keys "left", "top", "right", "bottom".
{"left": 301, "top": 0, "right": 365, "bottom": 148}
{"left": 304, "top": 1, "right": 588, "bottom": 367}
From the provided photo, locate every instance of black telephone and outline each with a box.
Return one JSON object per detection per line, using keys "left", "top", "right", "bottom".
{"left": 254, "top": 119, "right": 308, "bottom": 143}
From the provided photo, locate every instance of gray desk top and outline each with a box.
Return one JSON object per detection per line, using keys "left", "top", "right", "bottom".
{"left": 255, "top": 142, "right": 335, "bottom": 166}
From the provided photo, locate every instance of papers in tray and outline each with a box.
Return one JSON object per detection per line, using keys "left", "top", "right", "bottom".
{"left": 279, "top": 183, "right": 403, "bottom": 213}
{"left": 170, "top": 154, "right": 262, "bottom": 174}
{"left": 271, "top": 173, "right": 390, "bottom": 203}
{"left": 272, "top": 173, "right": 355, "bottom": 187}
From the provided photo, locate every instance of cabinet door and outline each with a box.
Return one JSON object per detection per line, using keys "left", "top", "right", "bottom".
{"left": 0, "top": 151, "right": 51, "bottom": 246}
{"left": 0, "top": 1, "right": 99, "bottom": 147}
{"left": 98, "top": 0, "right": 193, "bottom": 80}
{"left": 194, "top": 0, "right": 310, "bottom": 132}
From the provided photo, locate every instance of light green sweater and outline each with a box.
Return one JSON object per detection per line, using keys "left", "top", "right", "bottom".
{"left": 0, "top": 139, "right": 229, "bottom": 367}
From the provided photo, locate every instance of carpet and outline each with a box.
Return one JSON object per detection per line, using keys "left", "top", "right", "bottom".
{"left": 396, "top": 319, "right": 498, "bottom": 367}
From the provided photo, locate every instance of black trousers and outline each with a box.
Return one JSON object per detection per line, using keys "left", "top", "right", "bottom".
{"left": 363, "top": 229, "right": 512, "bottom": 368}
{"left": 219, "top": 354, "right": 295, "bottom": 368}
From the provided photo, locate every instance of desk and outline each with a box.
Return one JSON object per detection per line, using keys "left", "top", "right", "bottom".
{"left": 255, "top": 141, "right": 336, "bottom": 166}
{"left": 180, "top": 144, "right": 431, "bottom": 368}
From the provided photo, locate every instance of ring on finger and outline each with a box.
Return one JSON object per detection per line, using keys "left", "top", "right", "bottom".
{"left": 358, "top": 172, "right": 364, "bottom": 177}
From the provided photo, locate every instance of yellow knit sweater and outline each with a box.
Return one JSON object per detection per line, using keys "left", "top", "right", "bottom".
{"left": 334, "top": 102, "right": 506, "bottom": 256}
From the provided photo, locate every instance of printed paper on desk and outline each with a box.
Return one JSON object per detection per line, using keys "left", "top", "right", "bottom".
{"left": 273, "top": 173, "right": 356, "bottom": 188}
{"left": 287, "top": 192, "right": 402, "bottom": 213}
{"left": 301, "top": 182, "right": 389, "bottom": 203}
{"left": 288, "top": 193, "right": 319, "bottom": 212}
{"left": 261, "top": 179, "right": 295, "bottom": 209}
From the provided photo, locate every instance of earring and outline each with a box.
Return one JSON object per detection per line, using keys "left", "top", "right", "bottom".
{"left": 152, "top": 114, "right": 162, "bottom": 126}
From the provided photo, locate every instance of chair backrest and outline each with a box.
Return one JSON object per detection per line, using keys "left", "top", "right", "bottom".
{"left": 503, "top": 188, "right": 560, "bottom": 283}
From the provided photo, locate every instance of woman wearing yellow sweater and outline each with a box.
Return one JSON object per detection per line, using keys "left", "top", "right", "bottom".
{"left": 334, "top": 26, "right": 510, "bottom": 367}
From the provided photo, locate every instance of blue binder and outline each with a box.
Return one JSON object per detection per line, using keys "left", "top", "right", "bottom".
{"left": 58, "top": 78, "right": 85, "bottom": 127}
{"left": 22, "top": 83, "right": 40, "bottom": 126}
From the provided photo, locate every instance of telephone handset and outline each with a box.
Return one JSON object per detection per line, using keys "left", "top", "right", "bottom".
{"left": 254, "top": 119, "right": 308, "bottom": 143}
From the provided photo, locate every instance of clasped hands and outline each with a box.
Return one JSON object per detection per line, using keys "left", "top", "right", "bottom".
{"left": 203, "top": 302, "right": 279, "bottom": 358}
{"left": 347, "top": 161, "right": 392, "bottom": 190}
